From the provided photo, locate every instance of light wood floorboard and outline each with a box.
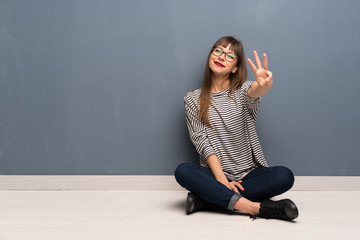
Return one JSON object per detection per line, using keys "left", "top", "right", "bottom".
{"left": 1, "top": 190, "right": 359, "bottom": 240}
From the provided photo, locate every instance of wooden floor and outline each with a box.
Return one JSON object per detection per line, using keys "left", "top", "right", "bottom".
{"left": 1, "top": 190, "right": 359, "bottom": 240}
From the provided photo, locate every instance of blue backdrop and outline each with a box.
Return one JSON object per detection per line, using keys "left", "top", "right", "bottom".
{"left": 0, "top": 0, "right": 359, "bottom": 175}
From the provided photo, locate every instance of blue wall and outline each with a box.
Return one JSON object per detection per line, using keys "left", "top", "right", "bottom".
{"left": 0, "top": 0, "right": 359, "bottom": 175}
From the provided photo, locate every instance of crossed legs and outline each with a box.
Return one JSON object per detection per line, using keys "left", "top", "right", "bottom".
{"left": 174, "top": 163, "right": 295, "bottom": 215}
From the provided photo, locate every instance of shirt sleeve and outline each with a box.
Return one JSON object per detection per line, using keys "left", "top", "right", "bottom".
{"left": 240, "top": 81, "right": 262, "bottom": 121}
{"left": 184, "top": 93, "right": 216, "bottom": 160}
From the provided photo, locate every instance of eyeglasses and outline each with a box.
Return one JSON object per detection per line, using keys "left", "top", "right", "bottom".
{"left": 212, "top": 47, "right": 237, "bottom": 62}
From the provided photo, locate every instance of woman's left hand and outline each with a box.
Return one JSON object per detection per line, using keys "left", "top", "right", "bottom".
{"left": 247, "top": 51, "right": 273, "bottom": 92}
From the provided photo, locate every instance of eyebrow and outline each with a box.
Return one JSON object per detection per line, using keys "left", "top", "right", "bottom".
{"left": 217, "top": 46, "right": 235, "bottom": 55}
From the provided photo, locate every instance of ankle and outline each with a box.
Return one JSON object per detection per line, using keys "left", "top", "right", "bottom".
{"left": 234, "top": 198, "right": 260, "bottom": 215}
{"left": 249, "top": 202, "right": 260, "bottom": 215}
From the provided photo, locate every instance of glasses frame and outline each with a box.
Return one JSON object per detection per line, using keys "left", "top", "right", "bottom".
{"left": 212, "top": 47, "right": 237, "bottom": 62}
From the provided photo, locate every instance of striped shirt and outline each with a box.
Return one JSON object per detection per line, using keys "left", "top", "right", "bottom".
{"left": 184, "top": 81, "right": 269, "bottom": 181}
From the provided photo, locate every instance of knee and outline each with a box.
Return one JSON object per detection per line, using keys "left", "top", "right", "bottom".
{"left": 272, "top": 166, "right": 295, "bottom": 191}
{"left": 174, "top": 162, "right": 194, "bottom": 183}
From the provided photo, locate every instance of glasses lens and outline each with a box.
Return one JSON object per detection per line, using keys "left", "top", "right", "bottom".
{"left": 213, "top": 48, "right": 223, "bottom": 56}
{"left": 226, "top": 53, "right": 236, "bottom": 62}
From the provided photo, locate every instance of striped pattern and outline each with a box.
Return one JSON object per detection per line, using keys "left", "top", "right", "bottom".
{"left": 184, "top": 81, "right": 268, "bottom": 181}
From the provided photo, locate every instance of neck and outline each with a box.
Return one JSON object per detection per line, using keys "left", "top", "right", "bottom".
{"left": 211, "top": 74, "right": 230, "bottom": 93}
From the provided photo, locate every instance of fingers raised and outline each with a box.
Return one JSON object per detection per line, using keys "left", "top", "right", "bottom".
{"left": 263, "top": 53, "right": 268, "bottom": 71}
{"left": 248, "top": 51, "right": 269, "bottom": 73}
{"left": 247, "top": 58, "right": 257, "bottom": 74}
{"left": 254, "top": 51, "right": 262, "bottom": 69}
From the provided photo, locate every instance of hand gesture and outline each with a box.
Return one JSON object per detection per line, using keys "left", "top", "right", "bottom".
{"left": 247, "top": 51, "right": 273, "bottom": 90}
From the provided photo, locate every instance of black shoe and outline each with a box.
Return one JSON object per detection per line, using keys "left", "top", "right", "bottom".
{"left": 185, "top": 192, "right": 209, "bottom": 214}
{"left": 250, "top": 199, "right": 299, "bottom": 221}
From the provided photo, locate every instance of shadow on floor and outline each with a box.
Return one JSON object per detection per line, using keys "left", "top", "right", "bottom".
{"left": 168, "top": 199, "right": 250, "bottom": 217}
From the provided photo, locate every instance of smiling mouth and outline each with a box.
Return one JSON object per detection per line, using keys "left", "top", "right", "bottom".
{"left": 214, "top": 61, "right": 225, "bottom": 67}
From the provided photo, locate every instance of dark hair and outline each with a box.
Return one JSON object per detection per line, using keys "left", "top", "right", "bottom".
{"left": 199, "top": 36, "right": 247, "bottom": 127}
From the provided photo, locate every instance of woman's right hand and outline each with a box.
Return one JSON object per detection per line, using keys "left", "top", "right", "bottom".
{"left": 207, "top": 155, "right": 245, "bottom": 194}
{"left": 223, "top": 180, "right": 244, "bottom": 194}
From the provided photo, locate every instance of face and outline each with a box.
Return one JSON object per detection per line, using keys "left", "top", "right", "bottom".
{"left": 208, "top": 44, "right": 238, "bottom": 77}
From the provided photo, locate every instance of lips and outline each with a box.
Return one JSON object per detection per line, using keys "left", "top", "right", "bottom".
{"left": 214, "top": 61, "right": 225, "bottom": 67}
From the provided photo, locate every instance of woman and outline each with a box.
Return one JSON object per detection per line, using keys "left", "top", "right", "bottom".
{"left": 174, "top": 36, "right": 298, "bottom": 221}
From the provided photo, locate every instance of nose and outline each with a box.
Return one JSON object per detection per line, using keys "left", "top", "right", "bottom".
{"left": 218, "top": 53, "right": 226, "bottom": 61}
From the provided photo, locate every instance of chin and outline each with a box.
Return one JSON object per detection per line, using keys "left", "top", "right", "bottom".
{"left": 210, "top": 67, "right": 226, "bottom": 75}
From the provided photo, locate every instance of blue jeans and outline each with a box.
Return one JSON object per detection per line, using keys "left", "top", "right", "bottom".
{"left": 174, "top": 163, "right": 295, "bottom": 211}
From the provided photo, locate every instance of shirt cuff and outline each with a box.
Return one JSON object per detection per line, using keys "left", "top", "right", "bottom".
{"left": 244, "top": 94, "right": 261, "bottom": 109}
